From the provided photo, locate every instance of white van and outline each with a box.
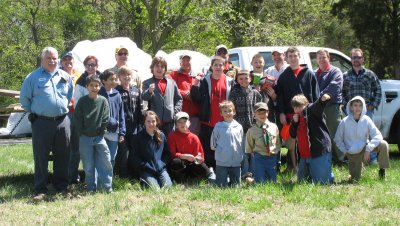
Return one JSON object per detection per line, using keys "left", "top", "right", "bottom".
{"left": 228, "top": 46, "right": 400, "bottom": 150}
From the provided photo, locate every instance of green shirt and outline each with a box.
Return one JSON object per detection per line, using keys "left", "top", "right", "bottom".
{"left": 74, "top": 95, "right": 110, "bottom": 137}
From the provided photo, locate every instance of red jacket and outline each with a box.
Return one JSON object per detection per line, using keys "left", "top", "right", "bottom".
{"left": 169, "top": 69, "right": 201, "bottom": 116}
{"left": 168, "top": 130, "right": 204, "bottom": 160}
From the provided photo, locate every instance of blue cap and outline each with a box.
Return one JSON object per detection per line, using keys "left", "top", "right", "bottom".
{"left": 61, "top": 51, "right": 73, "bottom": 60}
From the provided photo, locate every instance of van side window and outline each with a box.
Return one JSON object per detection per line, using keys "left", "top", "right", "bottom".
{"left": 259, "top": 52, "right": 273, "bottom": 70}
{"left": 229, "top": 53, "right": 240, "bottom": 68}
{"left": 309, "top": 52, "right": 352, "bottom": 72}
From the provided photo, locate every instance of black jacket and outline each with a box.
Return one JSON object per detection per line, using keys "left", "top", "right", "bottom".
{"left": 289, "top": 97, "right": 331, "bottom": 158}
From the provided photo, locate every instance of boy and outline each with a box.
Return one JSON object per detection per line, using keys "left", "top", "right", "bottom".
{"left": 210, "top": 100, "right": 244, "bottom": 187}
{"left": 334, "top": 96, "right": 390, "bottom": 181}
{"left": 289, "top": 94, "right": 333, "bottom": 184}
{"left": 167, "top": 112, "right": 214, "bottom": 183}
{"left": 73, "top": 75, "right": 113, "bottom": 192}
{"left": 99, "top": 69, "right": 126, "bottom": 169}
{"left": 229, "top": 70, "right": 262, "bottom": 179}
{"left": 115, "top": 66, "right": 143, "bottom": 178}
{"left": 246, "top": 102, "right": 281, "bottom": 183}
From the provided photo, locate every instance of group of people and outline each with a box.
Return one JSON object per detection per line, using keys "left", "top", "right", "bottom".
{"left": 20, "top": 44, "right": 390, "bottom": 201}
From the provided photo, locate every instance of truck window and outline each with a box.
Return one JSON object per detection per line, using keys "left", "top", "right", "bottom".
{"left": 258, "top": 52, "right": 274, "bottom": 70}
{"left": 309, "top": 52, "right": 352, "bottom": 72}
{"left": 229, "top": 53, "right": 240, "bottom": 68}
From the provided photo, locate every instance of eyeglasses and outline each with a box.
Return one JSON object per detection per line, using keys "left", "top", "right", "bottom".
{"left": 85, "top": 63, "right": 97, "bottom": 68}
{"left": 217, "top": 49, "right": 228, "bottom": 55}
{"left": 351, "top": 56, "right": 363, "bottom": 60}
{"left": 117, "top": 52, "right": 128, "bottom": 56}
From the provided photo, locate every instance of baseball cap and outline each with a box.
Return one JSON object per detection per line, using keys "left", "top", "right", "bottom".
{"left": 115, "top": 45, "right": 129, "bottom": 54}
{"left": 254, "top": 102, "right": 269, "bottom": 112}
{"left": 215, "top": 44, "right": 228, "bottom": 53}
{"left": 179, "top": 53, "right": 191, "bottom": 60}
{"left": 175, "top": 112, "right": 189, "bottom": 122}
{"left": 61, "top": 51, "right": 73, "bottom": 60}
{"left": 271, "top": 48, "right": 285, "bottom": 55}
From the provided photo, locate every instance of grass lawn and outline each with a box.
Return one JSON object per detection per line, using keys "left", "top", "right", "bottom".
{"left": 1, "top": 144, "right": 400, "bottom": 225}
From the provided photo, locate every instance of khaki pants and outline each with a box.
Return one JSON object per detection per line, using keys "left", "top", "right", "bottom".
{"left": 346, "top": 140, "right": 390, "bottom": 181}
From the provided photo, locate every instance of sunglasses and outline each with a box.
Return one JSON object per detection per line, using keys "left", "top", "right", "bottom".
{"left": 351, "top": 56, "right": 363, "bottom": 60}
{"left": 85, "top": 63, "right": 97, "bottom": 68}
{"left": 117, "top": 52, "right": 129, "bottom": 56}
{"left": 217, "top": 49, "right": 228, "bottom": 54}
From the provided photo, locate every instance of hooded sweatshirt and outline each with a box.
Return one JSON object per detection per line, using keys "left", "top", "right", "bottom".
{"left": 334, "top": 96, "right": 383, "bottom": 154}
{"left": 210, "top": 120, "right": 244, "bottom": 167}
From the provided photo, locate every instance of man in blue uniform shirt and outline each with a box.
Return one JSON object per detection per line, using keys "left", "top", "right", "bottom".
{"left": 20, "top": 47, "right": 73, "bottom": 201}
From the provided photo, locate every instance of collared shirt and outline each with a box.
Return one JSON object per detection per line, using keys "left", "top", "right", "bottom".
{"left": 342, "top": 67, "right": 382, "bottom": 108}
{"left": 20, "top": 66, "right": 73, "bottom": 117}
{"left": 315, "top": 64, "right": 343, "bottom": 105}
{"left": 264, "top": 63, "right": 288, "bottom": 84}
{"left": 245, "top": 120, "right": 281, "bottom": 155}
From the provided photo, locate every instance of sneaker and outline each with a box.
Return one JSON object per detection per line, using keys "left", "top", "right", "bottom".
{"left": 207, "top": 167, "right": 216, "bottom": 181}
{"left": 379, "top": 169, "right": 385, "bottom": 180}
{"left": 33, "top": 193, "right": 47, "bottom": 202}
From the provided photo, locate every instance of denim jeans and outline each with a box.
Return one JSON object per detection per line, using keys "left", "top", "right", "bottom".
{"left": 141, "top": 169, "right": 172, "bottom": 189}
{"left": 241, "top": 153, "right": 254, "bottom": 176}
{"left": 253, "top": 153, "right": 278, "bottom": 183}
{"left": 297, "top": 152, "right": 333, "bottom": 184}
{"left": 79, "top": 135, "right": 113, "bottom": 192}
{"left": 105, "top": 139, "right": 119, "bottom": 168}
{"left": 215, "top": 165, "right": 241, "bottom": 187}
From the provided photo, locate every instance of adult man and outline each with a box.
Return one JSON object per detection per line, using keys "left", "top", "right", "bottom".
{"left": 212, "top": 44, "right": 240, "bottom": 80}
{"left": 60, "top": 51, "right": 82, "bottom": 184}
{"left": 342, "top": 48, "right": 382, "bottom": 164}
{"left": 315, "top": 49, "right": 345, "bottom": 164}
{"left": 20, "top": 47, "right": 73, "bottom": 201}
{"left": 265, "top": 48, "right": 288, "bottom": 82}
{"left": 168, "top": 53, "right": 202, "bottom": 135}
{"left": 276, "top": 46, "right": 319, "bottom": 171}
{"left": 108, "top": 45, "right": 142, "bottom": 90}
{"left": 342, "top": 48, "right": 382, "bottom": 118}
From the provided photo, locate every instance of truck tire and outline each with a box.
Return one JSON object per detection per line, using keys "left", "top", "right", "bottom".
{"left": 397, "top": 122, "right": 400, "bottom": 152}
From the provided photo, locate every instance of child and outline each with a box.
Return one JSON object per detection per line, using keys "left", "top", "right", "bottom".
{"left": 246, "top": 102, "right": 281, "bottom": 183}
{"left": 210, "top": 100, "right": 244, "bottom": 187}
{"left": 142, "top": 56, "right": 182, "bottom": 136}
{"left": 229, "top": 70, "right": 262, "bottom": 179}
{"left": 115, "top": 66, "right": 143, "bottom": 178}
{"left": 334, "top": 96, "right": 390, "bottom": 181}
{"left": 99, "top": 69, "right": 126, "bottom": 169}
{"left": 167, "top": 112, "right": 214, "bottom": 183}
{"left": 73, "top": 75, "right": 113, "bottom": 192}
{"left": 289, "top": 94, "right": 333, "bottom": 184}
{"left": 133, "top": 111, "right": 172, "bottom": 189}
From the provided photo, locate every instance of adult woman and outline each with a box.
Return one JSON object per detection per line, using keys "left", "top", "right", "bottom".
{"left": 190, "top": 56, "right": 235, "bottom": 168}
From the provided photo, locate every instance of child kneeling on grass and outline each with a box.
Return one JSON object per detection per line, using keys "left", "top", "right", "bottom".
{"left": 167, "top": 112, "right": 215, "bottom": 183}
{"left": 289, "top": 94, "right": 334, "bottom": 184}
{"left": 74, "top": 75, "right": 113, "bottom": 192}
{"left": 246, "top": 102, "right": 281, "bottom": 183}
{"left": 133, "top": 111, "right": 172, "bottom": 189}
{"left": 334, "top": 96, "right": 390, "bottom": 182}
{"left": 211, "top": 100, "right": 244, "bottom": 187}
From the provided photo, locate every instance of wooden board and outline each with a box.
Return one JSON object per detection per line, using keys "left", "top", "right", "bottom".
{"left": 0, "top": 89, "right": 20, "bottom": 98}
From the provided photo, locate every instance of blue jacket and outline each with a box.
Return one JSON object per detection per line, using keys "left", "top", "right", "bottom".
{"left": 133, "top": 129, "right": 170, "bottom": 176}
{"left": 315, "top": 65, "right": 343, "bottom": 105}
{"left": 115, "top": 85, "right": 142, "bottom": 134}
{"left": 99, "top": 87, "right": 126, "bottom": 136}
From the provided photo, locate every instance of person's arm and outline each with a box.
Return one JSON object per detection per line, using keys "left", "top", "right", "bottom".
{"left": 190, "top": 77, "right": 203, "bottom": 103}
{"left": 20, "top": 75, "right": 32, "bottom": 112}
{"left": 370, "top": 71, "right": 382, "bottom": 109}
{"left": 73, "top": 100, "right": 83, "bottom": 137}
{"left": 320, "top": 68, "right": 343, "bottom": 101}
{"left": 173, "top": 82, "right": 183, "bottom": 114}
{"left": 309, "top": 94, "right": 331, "bottom": 118}
{"left": 161, "top": 135, "right": 171, "bottom": 165}
{"left": 141, "top": 79, "right": 154, "bottom": 101}
{"left": 289, "top": 115, "right": 299, "bottom": 138}
{"left": 275, "top": 76, "right": 287, "bottom": 125}
{"left": 100, "top": 100, "right": 110, "bottom": 133}
{"left": 334, "top": 120, "right": 347, "bottom": 154}
{"left": 245, "top": 129, "right": 254, "bottom": 154}
{"left": 118, "top": 96, "right": 126, "bottom": 142}
{"left": 210, "top": 126, "right": 218, "bottom": 151}
{"left": 310, "top": 72, "right": 320, "bottom": 102}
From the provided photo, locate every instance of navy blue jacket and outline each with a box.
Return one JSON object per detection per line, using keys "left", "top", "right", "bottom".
{"left": 315, "top": 65, "right": 343, "bottom": 105}
{"left": 99, "top": 87, "right": 126, "bottom": 136}
{"left": 289, "top": 97, "right": 331, "bottom": 158}
{"left": 115, "top": 85, "right": 142, "bottom": 134}
{"left": 133, "top": 129, "right": 170, "bottom": 176}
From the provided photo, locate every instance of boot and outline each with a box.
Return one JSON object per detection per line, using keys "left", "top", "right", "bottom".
{"left": 379, "top": 168, "right": 385, "bottom": 180}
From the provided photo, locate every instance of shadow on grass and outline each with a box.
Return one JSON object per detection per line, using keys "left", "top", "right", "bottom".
{"left": 0, "top": 172, "right": 34, "bottom": 203}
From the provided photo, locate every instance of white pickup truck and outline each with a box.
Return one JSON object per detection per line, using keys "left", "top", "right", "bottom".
{"left": 228, "top": 46, "right": 400, "bottom": 150}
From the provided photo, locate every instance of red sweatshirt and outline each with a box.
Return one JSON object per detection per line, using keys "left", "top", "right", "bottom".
{"left": 167, "top": 130, "right": 204, "bottom": 160}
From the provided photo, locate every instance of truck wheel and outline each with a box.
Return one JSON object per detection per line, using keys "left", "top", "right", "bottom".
{"left": 398, "top": 123, "right": 400, "bottom": 152}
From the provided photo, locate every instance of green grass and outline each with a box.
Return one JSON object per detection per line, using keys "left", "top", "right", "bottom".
{"left": 1, "top": 144, "right": 400, "bottom": 224}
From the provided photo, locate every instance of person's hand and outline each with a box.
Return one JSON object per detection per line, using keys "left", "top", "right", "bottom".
{"left": 321, "top": 93, "right": 331, "bottom": 102}
{"left": 367, "top": 105, "right": 375, "bottom": 111}
{"left": 181, "top": 154, "right": 196, "bottom": 162}
{"left": 149, "top": 83, "right": 155, "bottom": 93}
{"left": 279, "top": 113, "right": 287, "bottom": 125}
{"left": 293, "top": 114, "right": 299, "bottom": 123}
{"left": 184, "top": 90, "right": 192, "bottom": 101}
{"left": 364, "top": 151, "right": 370, "bottom": 162}
{"left": 266, "top": 87, "right": 277, "bottom": 101}
{"left": 119, "top": 135, "right": 125, "bottom": 143}
{"left": 193, "top": 76, "right": 201, "bottom": 86}
{"left": 194, "top": 153, "right": 203, "bottom": 164}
